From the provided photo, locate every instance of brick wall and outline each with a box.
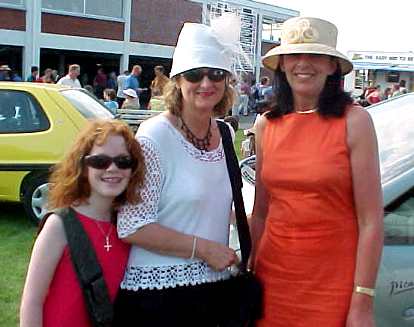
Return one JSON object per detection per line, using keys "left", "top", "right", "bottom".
{"left": 0, "top": 8, "right": 25, "bottom": 31}
{"left": 42, "top": 13, "right": 124, "bottom": 40}
{"left": 261, "top": 41, "right": 277, "bottom": 78}
{"left": 130, "top": 0, "right": 202, "bottom": 46}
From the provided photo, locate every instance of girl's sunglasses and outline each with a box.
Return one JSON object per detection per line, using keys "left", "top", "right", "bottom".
{"left": 83, "top": 154, "right": 135, "bottom": 170}
{"left": 181, "top": 68, "right": 227, "bottom": 83}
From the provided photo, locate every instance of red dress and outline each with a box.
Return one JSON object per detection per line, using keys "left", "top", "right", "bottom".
{"left": 255, "top": 110, "right": 358, "bottom": 327}
{"left": 43, "top": 212, "right": 130, "bottom": 327}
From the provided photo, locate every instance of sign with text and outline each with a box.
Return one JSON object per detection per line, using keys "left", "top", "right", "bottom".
{"left": 348, "top": 51, "right": 414, "bottom": 66}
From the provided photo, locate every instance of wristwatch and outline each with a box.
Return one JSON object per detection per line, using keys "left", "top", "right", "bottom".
{"left": 355, "top": 286, "right": 376, "bottom": 297}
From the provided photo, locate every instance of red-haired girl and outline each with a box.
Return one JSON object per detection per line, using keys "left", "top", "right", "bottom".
{"left": 20, "top": 119, "right": 145, "bottom": 327}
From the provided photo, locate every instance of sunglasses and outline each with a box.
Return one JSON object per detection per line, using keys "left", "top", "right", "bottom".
{"left": 83, "top": 154, "right": 135, "bottom": 170}
{"left": 181, "top": 68, "right": 227, "bottom": 83}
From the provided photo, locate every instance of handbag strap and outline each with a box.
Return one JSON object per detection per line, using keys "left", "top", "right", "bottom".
{"left": 56, "top": 207, "right": 113, "bottom": 327}
{"left": 217, "top": 120, "right": 252, "bottom": 272}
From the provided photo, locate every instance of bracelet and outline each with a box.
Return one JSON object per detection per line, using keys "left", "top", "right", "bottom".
{"left": 355, "top": 286, "right": 375, "bottom": 297}
{"left": 190, "top": 236, "right": 197, "bottom": 260}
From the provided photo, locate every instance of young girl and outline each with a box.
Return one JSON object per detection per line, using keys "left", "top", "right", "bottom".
{"left": 103, "top": 88, "right": 119, "bottom": 115}
{"left": 20, "top": 119, "right": 145, "bottom": 327}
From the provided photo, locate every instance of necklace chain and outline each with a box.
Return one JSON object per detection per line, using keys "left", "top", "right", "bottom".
{"left": 295, "top": 107, "right": 318, "bottom": 114}
{"left": 94, "top": 220, "right": 113, "bottom": 252}
{"left": 179, "top": 117, "right": 212, "bottom": 152}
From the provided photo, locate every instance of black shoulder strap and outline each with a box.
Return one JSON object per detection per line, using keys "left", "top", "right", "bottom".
{"left": 56, "top": 207, "right": 113, "bottom": 327}
{"left": 217, "top": 121, "right": 252, "bottom": 272}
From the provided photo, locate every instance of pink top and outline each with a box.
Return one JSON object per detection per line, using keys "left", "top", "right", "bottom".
{"left": 43, "top": 212, "right": 130, "bottom": 327}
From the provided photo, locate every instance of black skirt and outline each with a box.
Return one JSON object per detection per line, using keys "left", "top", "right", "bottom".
{"left": 112, "top": 278, "right": 239, "bottom": 327}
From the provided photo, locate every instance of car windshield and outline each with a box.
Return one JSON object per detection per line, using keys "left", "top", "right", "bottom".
{"left": 369, "top": 94, "right": 414, "bottom": 186}
{"left": 60, "top": 89, "right": 114, "bottom": 119}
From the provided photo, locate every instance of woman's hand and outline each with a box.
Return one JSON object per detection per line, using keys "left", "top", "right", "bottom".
{"left": 346, "top": 294, "right": 375, "bottom": 327}
{"left": 196, "top": 238, "right": 239, "bottom": 271}
{"left": 346, "top": 307, "right": 375, "bottom": 327}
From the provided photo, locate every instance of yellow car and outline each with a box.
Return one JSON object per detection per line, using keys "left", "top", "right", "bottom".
{"left": 0, "top": 82, "right": 114, "bottom": 222}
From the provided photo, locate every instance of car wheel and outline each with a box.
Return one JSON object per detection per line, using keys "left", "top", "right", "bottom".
{"left": 23, "top": 175, "right": 49, "bottom": 224}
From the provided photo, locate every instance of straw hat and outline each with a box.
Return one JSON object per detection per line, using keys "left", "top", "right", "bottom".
{"left": 262, "top": 17, "right": 353, "bottom": 75}
{"left": 122, "top": 88, "right": 138, "bottom": 98}
{"left": 170, "top": 13, "right": 244, "bottom": 78}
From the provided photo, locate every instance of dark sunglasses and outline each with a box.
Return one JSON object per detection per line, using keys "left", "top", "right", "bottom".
{"left": 181, "top": 68, "right": 227, "bottom": 83}
{"left": 83, "top": 154, "right": 135, "bottom": 170}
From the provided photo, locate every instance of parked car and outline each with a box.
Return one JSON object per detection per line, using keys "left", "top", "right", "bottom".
{"left": 238, "top": 93, "right": 414, "bottom": 326}
{"left": 0, "top": 82, "right": 114, "bottom": 222}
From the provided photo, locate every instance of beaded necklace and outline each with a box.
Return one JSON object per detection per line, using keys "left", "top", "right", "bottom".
{"left": 179, "top": 117, "right": 212, "bottom": 152}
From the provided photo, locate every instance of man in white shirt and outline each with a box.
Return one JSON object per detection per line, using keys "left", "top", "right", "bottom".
{"left": 116, "top": 70, "right": 130, "bottom": 107}
{"left": 57, "top": 64, "right": 81, "bottom": 88}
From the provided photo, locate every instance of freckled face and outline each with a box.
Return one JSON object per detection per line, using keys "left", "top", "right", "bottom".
{"left": 86, "top": 135, "right": 132, "bottom": 201}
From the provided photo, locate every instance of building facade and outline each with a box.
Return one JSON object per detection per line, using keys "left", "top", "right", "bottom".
{"left": 0, "top": 0, "right": 298, "bottom": 84}
{"left": 344, "top": 50, "right": 414, "bottom": 95}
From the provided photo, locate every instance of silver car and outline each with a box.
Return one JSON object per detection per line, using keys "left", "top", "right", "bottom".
{"left": 239, "top": 93, "right": 414, "bottom": 326}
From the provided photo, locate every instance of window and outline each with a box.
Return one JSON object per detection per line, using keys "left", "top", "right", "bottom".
{"left": 60, "top": 89, "right": 114, "bottom": 119}
{"left": 386, "top": 71, "right": 400, "bottom": 83}
{"left": 385, "top": 190, "right": 414, "bottom": 245}
{"left": 0, "top": 0, "right": 23, "bottom": 5}
{"left": 42, "top": 0, "right": 123, "bottom": 19}
{"left": 354, "top": 70, "right": 367, "bottom": 89}
{"left": 85, "top": 0, "right": 122, "bottom": 18}
{"left": 262, "top": 17, "right": 283, "bottom": 42}
{"left": 42, "top": 0, "right": 83, "bottom": 14}
{"left": 0, "top": 90, "right": 50, "bottom": 134}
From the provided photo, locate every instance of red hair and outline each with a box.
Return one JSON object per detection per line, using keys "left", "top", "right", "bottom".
{"left": 48, "top": 119, "right": 145, "bottom": 210}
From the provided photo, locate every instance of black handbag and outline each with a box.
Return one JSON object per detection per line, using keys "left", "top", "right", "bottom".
{"left": 54, "top": 208, "right": 114, "bottom": 327}
{"left": 217, "top": 121, "right": 263, "bottom": 327}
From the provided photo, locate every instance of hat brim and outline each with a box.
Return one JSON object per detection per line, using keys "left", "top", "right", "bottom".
{"left": 262, "top": 43, "right": 353, "bottom": 75}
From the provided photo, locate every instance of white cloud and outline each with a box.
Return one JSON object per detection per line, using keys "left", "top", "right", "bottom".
{"left": 255, "top": 0, "right": 414, "bottom": 54}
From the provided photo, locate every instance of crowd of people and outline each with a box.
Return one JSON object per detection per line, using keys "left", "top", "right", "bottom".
{"left": 0, "top": 61, "right": 173, "bottom": 113}
{"left": 358, "top": 79, "right": 410, "bottom": 106}
{"left": 17, "top": 14, "right": 385, "bottom": 327}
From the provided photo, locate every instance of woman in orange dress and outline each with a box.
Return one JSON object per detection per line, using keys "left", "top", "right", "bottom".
{"left": 250, "top": 17, "right": 384, "bottom": 327}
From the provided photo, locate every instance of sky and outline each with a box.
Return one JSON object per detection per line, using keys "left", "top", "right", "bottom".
{"left": 256, "top": 0, "right": 414, "bottom": 55}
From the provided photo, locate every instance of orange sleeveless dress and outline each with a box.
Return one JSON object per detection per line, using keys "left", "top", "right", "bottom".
{"left": 255, "top": 111, "right": 358, "bottom": 327}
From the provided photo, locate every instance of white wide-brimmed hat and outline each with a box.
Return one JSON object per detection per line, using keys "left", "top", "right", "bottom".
{"left": 0, "top": 65, "right": 11, "bottom": 71}
{"left": 262, "top": 17, "right": 353, "bottom": 75}
{"left": 170, "top": 13, "right": 244, "bottom": 78}
{"left": 123, "top": 88, "right": 138, "bottom": 98}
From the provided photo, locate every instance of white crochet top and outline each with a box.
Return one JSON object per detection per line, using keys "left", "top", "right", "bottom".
{"left": 117, "top": 115, "right": 233, "bottom": 290}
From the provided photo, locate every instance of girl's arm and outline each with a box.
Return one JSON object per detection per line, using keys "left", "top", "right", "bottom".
{"left": 20, "top": 214, "right": 67, "bottom": 327}
{"left": 345, "top": 108, "right": 384, "bottom": 327}
{"left": 249, "top": 115, "right": 269, "bottom": 270}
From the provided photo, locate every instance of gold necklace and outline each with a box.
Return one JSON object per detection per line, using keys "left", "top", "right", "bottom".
{"left": 94, "top": 220, "right": 113, "bottom": 252}
{"left": 295, "top": 107, "right": 318, "bottom": 114}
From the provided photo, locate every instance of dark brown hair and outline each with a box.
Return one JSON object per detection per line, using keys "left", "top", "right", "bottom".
{"left": 266, "top": 66, "right": 353, "bottom": 119}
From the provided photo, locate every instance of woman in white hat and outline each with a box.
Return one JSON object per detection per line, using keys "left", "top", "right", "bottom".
{"left": 250, "top": 17, "right": 383, "bottom": 327}
{"left": 113, "top": 15, "right": 245, "bottom": 326}
{"left": 121, "top": 88, "right": 140, "bottom": 109}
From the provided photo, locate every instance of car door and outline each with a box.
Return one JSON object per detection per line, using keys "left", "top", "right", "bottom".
{"left": 0, "top": 87, "right": 79, "bottom": 202}
{"left": 375, "top": 190, "right": 414, "bottom": 326}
